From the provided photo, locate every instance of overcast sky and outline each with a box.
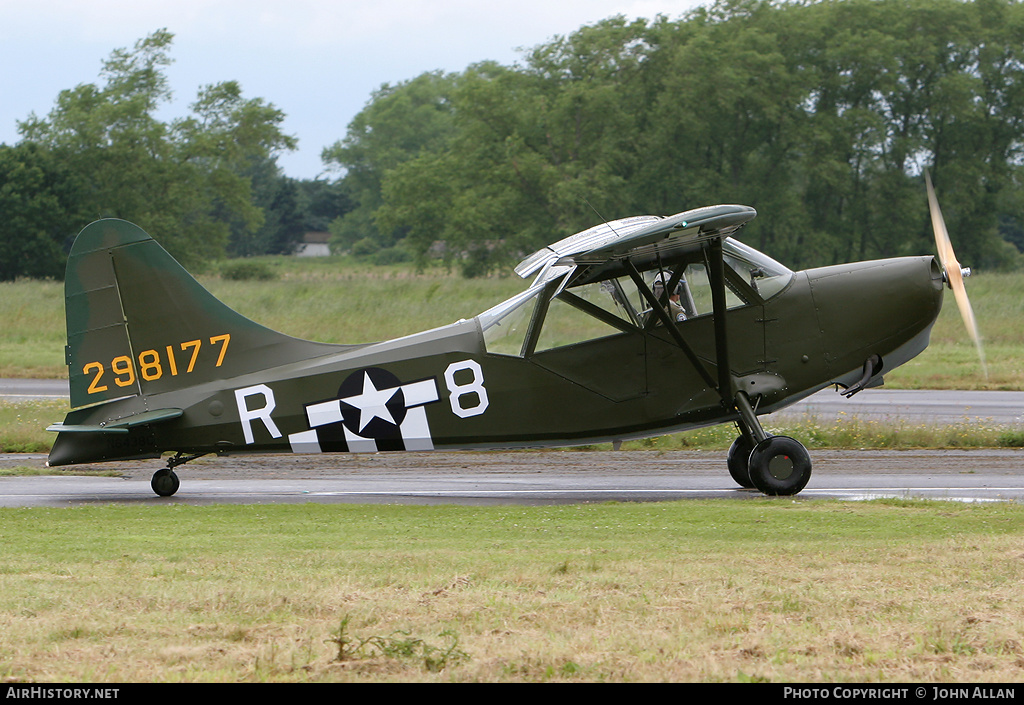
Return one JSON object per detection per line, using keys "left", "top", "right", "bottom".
{"left": 0, "top": 0, "right": 708, "bottom": 180}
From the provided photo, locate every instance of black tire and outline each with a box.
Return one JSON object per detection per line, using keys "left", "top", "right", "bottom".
{"left": 747, "top": 436, "right": 811, "bottom": 496}
{"left": 727, "top": 435, "right": 756, "bottom": 488}
{"left": 151, "top": 468, "right": 180, "bottom": 497}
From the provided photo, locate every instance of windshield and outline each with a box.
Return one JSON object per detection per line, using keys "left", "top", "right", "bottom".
{"left": 722, "top": 238, "right": 793, "bottom": 300}
{"left": 477, "top": 285, "right": 542, "bottom": 356}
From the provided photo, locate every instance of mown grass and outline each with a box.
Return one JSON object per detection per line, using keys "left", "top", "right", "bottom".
{"left": 0, "top": 260, "right": 1018, "bottom": 388}
{"left": 0, "top": 279, "right": 66, "bottom": 378}
{"left": 1, "top": 500, "right": 1023, "bottom": 682}
{"left": 582, "top": 415, "right": 1024, "bottom": 451}
{"left": 0, "top": 399, "right": 67, "bottom": 453}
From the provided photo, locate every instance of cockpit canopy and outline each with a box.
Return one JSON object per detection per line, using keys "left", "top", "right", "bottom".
{"left": 477, "top": 207, "right": 793, "bottom": 357}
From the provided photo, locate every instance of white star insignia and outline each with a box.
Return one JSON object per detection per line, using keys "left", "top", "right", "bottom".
{"left": 342, "top": 372, "right": 399, "bottom": 432}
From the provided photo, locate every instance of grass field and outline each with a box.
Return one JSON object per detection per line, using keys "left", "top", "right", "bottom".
{"left": 2, "top": 500, "right": 1024, "bottom": 682}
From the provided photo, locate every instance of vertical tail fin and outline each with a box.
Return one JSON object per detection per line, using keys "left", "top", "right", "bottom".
{"left": 65, "top": 219, "right": 340, "bottom": 409}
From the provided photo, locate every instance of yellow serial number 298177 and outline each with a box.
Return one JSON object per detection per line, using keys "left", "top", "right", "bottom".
{"left": 83, "top": 334, "right": 231, "bottom": 394}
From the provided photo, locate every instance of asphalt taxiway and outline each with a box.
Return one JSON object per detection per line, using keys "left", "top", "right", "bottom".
{"left": 1, "top": 448, "right": 1021, "bottom": 507}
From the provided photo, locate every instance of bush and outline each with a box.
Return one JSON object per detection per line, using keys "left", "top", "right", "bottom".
{"left": 372, "top": 246, "right": 411, "bottom": 265}
{"left": 219, "top": 260, "right": 278, "bottom": 281}
{"left": 997, "top": 430, "right": 1024, "bottom": 448}
{"left": 350, "top": 237, "right": 379, "bottom": 257}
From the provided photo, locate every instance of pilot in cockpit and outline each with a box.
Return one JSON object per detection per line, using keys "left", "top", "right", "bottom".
{"left": 651, "top": 272, "right": 688, "bottom": 323}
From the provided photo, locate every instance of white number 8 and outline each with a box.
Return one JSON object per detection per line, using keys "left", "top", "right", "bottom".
{"left": 444, "top": 359, "right": 489, "bottom": 418}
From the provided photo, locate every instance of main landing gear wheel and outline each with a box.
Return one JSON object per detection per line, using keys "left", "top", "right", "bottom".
{"left": 151, "top": 468, "right": 180, "bottom": 497}
{"left": 727, "top": 435, "right": 756, "bottom": 488}
{"left": 747, "top": 435, "right": 812, "bottom": 496}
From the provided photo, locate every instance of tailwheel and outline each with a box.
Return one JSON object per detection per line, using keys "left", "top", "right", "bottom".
{"left": 151, "top": 468, "right": 180, "bottom": 497}
{"left": 747, "top": 436, "right": 811, "bottom": 496}
{"left": 150, "top": 452, "right": 206, "bottom": 496}
{"left": 727, "top": 434, "right": 756, "bottom": 488}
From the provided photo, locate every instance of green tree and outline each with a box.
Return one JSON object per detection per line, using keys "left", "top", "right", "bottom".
{"left": 254, "top": 174, "right": 306, "bottom": 256}
{"left": 376, "top": 17, "right": 656, "bottom": 274}
{"left": 322, "top": 70, "right": 458, "bottom": 253}
{"left": 18, "top": 30, "right": 296, "bottom": 267}
{"left": 0, "top": 143, "right": 84, "bottom": 280}
{"left": 297, "top": 178, "right": 352, "bottom": 232}
{"left": 636, "top": 4, "right": 811, "bottom": 260}
{"left": 326, "top": 0, "right": 1024, "bottom": 276}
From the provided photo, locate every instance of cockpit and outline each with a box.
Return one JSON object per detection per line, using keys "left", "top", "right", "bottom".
{"left": 479, "top": 236, "right": 793, "bottom": 357}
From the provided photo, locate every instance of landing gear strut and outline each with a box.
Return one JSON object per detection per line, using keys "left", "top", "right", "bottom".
{"left": 150, "top": 452, "right": 205, "bottom": 497}
{"left": 729, "top": 391, "right": 812, "bottom": 496}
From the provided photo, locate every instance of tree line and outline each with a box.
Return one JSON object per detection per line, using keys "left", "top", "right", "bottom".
{"left": 325, "top": 0, "right": 1024, "bottom": 275}
{"left": 4, "top": 0, "right": 1024, "bottom": 282}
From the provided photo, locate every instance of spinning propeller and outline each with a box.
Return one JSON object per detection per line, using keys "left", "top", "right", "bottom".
{"left": 925, "top": 171, "right": 988, "bottom": 379}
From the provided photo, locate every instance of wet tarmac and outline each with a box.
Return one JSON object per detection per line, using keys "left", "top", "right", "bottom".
{"left": 2, "top": 448, "right": 1021, "bottom": 507}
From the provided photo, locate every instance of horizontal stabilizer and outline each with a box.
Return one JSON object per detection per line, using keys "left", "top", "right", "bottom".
{"left": 47, "top": 408, "right": 183, "bottom": 434}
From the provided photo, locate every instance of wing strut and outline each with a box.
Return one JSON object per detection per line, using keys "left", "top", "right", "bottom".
{"left": 618, "top": 223, "right": 767, "bottom": 438}
{"left": 705, "top": 238, "right": 735, "bottom": 410}
{"left": 623, "top": 259, "right": 719, "bottom": 393}
{"left": 703, "top": 238, "right": 772, "bottom": 441}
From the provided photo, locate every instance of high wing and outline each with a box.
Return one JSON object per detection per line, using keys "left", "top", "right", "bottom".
{"left": 515, "top": 205, "right": 757, "bottom": 288}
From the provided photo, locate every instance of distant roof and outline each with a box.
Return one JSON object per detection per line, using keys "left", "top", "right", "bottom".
{"left": 303, "top": 231, "right": 330, "bottom": 244}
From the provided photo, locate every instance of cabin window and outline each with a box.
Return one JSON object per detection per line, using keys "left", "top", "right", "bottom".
{"left": 480, "top": 287, "right": 539, "bottom": 356}
{"left": 675, "top": 262, "right": 747, "bottom": 316}
{"left": 480, "top": 237, "right": 793, "bottom": 357}
{"left": 534, "top": 280, "right": 637, "bottom": 352}
{"left": 481, "top": 277, "right": 640, "bottom": 356}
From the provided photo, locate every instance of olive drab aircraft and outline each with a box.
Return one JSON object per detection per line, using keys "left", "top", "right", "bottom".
{"left": 47, "top": 178, "right": 983, "bottom": 498}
